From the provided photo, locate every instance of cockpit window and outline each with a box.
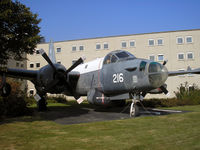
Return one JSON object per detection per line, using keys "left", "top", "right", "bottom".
{"left": 149, "top": 62, "right": 162, "bottom": 73}
{"left": 103, "top": 50, "right": 136, "bottom": 65}
{"left": 104, "top": 54, "right": 112, "bottom": 64}
{"left": 111, "top": 55, "right": 117, "bottom": 63}
{"left": 115, "top": 51, "right": 130, "bottom": 58}
{"left": 103, "top": 54, "right": 118, "bottom": 64}
{"left": 139, "top": 61, "right": 147, "bottom": 71}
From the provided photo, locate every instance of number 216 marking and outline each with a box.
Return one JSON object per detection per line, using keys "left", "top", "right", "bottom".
{"left": 113, "top": 73, "right": 124, "bottom": 83}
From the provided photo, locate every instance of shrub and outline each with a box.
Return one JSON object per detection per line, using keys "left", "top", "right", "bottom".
{"left": 0, "top": 78, "right": 32, "bottom": 117}
{"left": 142, "top": 82, "right": 200, "bottom": 108}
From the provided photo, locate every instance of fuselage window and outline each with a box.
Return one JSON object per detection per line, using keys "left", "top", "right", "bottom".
{"left": 139, "top": 61, "right": 147, "bottom": 71}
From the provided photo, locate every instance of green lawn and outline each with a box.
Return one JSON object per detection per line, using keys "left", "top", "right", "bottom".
{"left": 0, "top": 103, "right": 200, "bottom": 150}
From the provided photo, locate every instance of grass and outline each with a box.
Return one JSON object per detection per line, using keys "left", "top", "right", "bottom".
{"left": 0, "top": 102, "right": 200, "bottom": 150}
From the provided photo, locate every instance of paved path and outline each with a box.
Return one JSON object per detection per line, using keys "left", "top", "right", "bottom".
{"left": 37, "top": 104, "right": 184, "bottom": 125}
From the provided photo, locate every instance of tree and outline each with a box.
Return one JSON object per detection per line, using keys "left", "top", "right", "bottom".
{"left": 0, "top": 0, "right": 42, "bottom": 64}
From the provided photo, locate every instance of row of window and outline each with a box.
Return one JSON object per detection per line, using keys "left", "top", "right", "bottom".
{"left": 121, "top": 40, "right": 136, "bottom": 48}
{"left": 29, "top": 61, "right": 62, "bottom": 68}
{"left": 32, "top": 36, "right": 193, "bottom": 54}
{"left": 72, "top": 45, "right": 84, "bottom": 51}
{"left": 149, "top": 54, "right": 164, "bottom": 61}
{"left": 178, "top": 52, "right": 194, "bottom": 60}
{"left": 149, "top": 52, "right": 195, "bottom": 62}
{"left": 148, "top": 39, "right": 163, "bottom": 46}
{"left": 96, "top": 43, "right": 109, "bottom": 50}
{"left": 33, "top": 48, "right": 62, "bottom": 55}
{"left": 29, "top": 62, "right": 40, "bottom": 68}
{"left": 16, "top": 62, "right": 24, "bottom": 68}
{"left": 177, "top": 36, "right": 193, "bottom": 44}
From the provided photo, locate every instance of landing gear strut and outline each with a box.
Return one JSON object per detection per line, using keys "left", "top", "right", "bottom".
{"left": 130, "top": 94, "right": 143, "bottom": 117}
{"left": 34, "top": 94, "right": 47, "bottom": 111}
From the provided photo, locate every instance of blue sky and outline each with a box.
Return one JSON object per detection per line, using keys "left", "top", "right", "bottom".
{"left": 18, "top": 0, "right": 200, "bottom": 42}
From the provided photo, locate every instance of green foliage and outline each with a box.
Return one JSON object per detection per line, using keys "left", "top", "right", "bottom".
{"left": 0, "top": 0, "right": 42, "bottom": 64}
{"left": 0, "top": 96, "right": 32, "bottom": 117}
{"left": 142, "top": 82, "right": 200, "bottom": 108}
{"left": 0, "top": 78, "right": 32, "bottom": 117}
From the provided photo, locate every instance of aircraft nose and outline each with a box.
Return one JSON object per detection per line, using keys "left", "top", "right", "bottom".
{"left": 148, "top": 62, "right": 168, "bottom": 88}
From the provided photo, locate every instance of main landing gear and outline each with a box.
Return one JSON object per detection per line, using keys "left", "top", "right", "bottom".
{"left": 34, "top": 93, "right": 47, "bottom": 111}
{"left": 129, "top": 94, "right": 143, "bottom": 117}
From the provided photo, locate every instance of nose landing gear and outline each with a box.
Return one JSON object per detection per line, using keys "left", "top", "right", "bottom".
{"left": 130, "top": 94, "right": 143, "bottom": 117}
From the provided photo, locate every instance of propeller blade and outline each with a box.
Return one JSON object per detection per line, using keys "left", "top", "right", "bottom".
{"left": 67, "top": 57, "right": 83, "bottom": 73}
{"left": 39, "top": 49, "right": 57, "bottom": 71}
{"left": 163, "top": 60, "right": 168, "bottom": 66}
{"left": 160, "top": 85, "right": 168, "bottom": 95}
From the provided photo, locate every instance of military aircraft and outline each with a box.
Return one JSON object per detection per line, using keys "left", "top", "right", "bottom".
{"left": 1, "top": 45, "right": 200, "bottom": 117}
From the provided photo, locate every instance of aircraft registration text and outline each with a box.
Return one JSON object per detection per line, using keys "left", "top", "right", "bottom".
{"left": 113, "top": 73, "right": 124, "bottom": 83}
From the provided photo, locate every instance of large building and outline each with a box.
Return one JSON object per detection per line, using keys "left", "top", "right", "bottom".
{"left": 13, "top": 29, "right": 200, "bottom": 98}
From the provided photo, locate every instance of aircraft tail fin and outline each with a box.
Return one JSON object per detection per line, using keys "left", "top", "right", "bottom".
{"left": 48, "top": 40, "right": 56, "bottom": 64}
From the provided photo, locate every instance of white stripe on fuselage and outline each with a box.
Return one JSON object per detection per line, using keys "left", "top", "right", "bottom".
{"left": 72, "top": 57, "right": 104, "bottom": 74}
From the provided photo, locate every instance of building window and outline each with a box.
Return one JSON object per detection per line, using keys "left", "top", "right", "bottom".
{"left": 158, "top": 54, "right": 164, "bottom": 61}
{"left": 79, "top": 46, "right": 84, "bottom": 51}
{"left": 96, "top": 43, "right": 101, "bottom": 50}
{"left": 149, "top": 55, "right": 155, "bottom": 61}
{"left": 148, "top": 39, "right": 155, "bottom": 46}
{"left": 30, "top": 63, "right": 34, "bottom": 68}
{"left": 56, "top": 48, "right": 61, "bottom": 53}
{"left": 187, "top": 52, "right": 194, "bottom": 60}
{"left": 16, "top": 62, "right": 19, "bottom": 67}
{"left": 104, "top": 43, "right": 108, "bottom": 49}
{"left": 186, "top": 36, "right": 192, "bottom": 43}
{"left": 177, "top": 37, "right": 183, "bottom": 44}
{"left": 178, "top": 53, "right": 184, "bottom": 60}
{"left": 21, "top": 63, "right": 24, "bottom": 68}
{"left": 72, "top": 46, "right": 76, "bottom": 51}
{"left": 121, "top": 41, "right": 127, "bottom": 48}
{"left": 157, "top": 39, "right": 163, "bottom": 45}
{"left": 130, "top": 40, "right": 135, "bottom": 47}
{"left": 36, "top": 63, "right": 40, "bottom": 68}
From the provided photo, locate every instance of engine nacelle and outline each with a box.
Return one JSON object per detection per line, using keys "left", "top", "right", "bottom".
{"left": 0, "top": 82, "right": 11, "bottom": 97}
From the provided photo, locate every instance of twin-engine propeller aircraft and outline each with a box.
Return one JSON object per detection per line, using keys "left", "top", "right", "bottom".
{"left": 1, "top": 48, "right": 200, "bottom": 117}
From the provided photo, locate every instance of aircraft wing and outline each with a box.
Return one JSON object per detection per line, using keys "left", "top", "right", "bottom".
{"left": 0, "top": 68, "right": 38, "bottom": 80}
{"left": 168, "top": 68, "right": 200, "bottom": 76}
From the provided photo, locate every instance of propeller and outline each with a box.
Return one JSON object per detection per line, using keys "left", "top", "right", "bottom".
{"left": 163, "top": 60, "right": 168, "bottom": 66}
{"left": 39, "top": 49, "right": 57, "bottom": 72}
{"left": 39, "top": 49, "right": 83, "bottom": 102}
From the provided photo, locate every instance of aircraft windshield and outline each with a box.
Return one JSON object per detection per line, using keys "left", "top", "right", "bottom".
{"left": 103, "top": 50, "right": 136, "bottom": 65}
{"left": 115, "top": 51, "right": 130, "bottom": 58}
{"left": 148, "top": 62, "right": 162, "bottom": 73}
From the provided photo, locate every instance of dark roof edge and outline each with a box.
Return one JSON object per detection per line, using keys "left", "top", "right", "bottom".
{"left": 39, "top": 28, "right": 200, "bottom": 44}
